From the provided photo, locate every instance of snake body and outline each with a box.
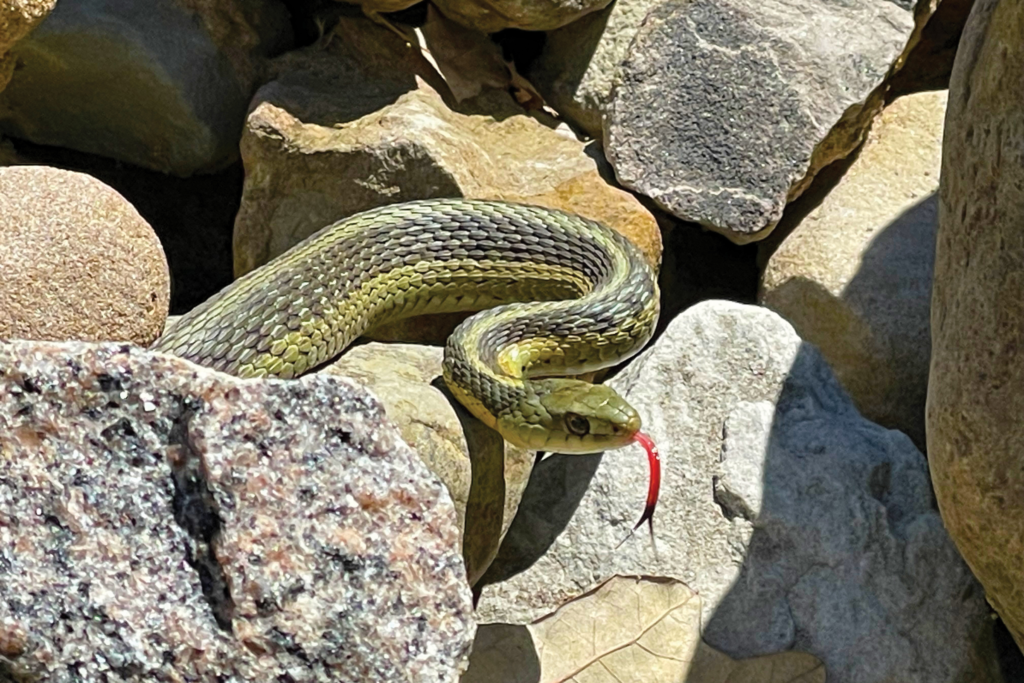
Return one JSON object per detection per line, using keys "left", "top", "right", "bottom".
{"left": 155, "top": 198, "right": 660, "bottom": 454}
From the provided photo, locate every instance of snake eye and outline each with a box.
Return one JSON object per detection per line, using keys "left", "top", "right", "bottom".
{"left": 564, "top": 412, "right": 590, "bottom": 437}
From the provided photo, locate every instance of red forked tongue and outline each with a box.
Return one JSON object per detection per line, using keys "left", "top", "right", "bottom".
{"left": 631, "top": 431, "right": 660, "bottom": 534}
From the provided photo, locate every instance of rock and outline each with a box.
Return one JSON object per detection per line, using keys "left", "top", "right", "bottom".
{"left": 0, "top": 0, "right": 55, "bottom": 91}
{"left": 233, "top": 20, "right": 661, "bottom": 343}
{"left": 606, "top": 0, "right": 917, "bottom": 242}
{"left": 889, "top": 0, "right": 976, "bottom": 98}
{"left": 0, "top": 166, "right": 170, "bottom": 346}
{"left": 432, "top": 0, "right": 611, "bottom": 34}
{"left": 322, "top": 343, "right": 534, "bottom": 586}
{"left": 476, "top": 301, "right": 997, "bottom": 683}
{"left": 759, "top": 90, "right": 946, "bottom": 450}
{"left": 0, "top": 0, "right": 292, "bottom": 176}
{"left": 0, "top": 340, "right": 474, "bottom": 681}
{"left": 929, "top": 0, "right": 1024, "bottom": 652}
{"left": 532, "top": 0, "right": 914, "bottom": 242}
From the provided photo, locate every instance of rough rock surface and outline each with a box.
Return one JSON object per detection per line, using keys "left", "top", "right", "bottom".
{"left": 760, "top": 90, "right": 946, "bottom": 449}
{"left": 0, "top": 341, "right": 474, "bottom": 681}
{"left": 476, "top": 301, "right": 997, "bottom": 683}
{"left": 0, "top": 166, "right": 170, "bottom": 346}
{"left": 601, "top": 0, "right": 914, "bottom": 242}
{"left": 929, "top": 0, "right": 1024, "bottom": 653}
{"left": 0, "top": 0, "right": 292, "bottom": 175}
{"left": 0, "top": 0, "right": 55, "bottom": 92}
{"left": 432, "top": 0, "right": 611, "bottom": 34}
{"left": 323, "top": 343, "right": 534, "bottom": 586}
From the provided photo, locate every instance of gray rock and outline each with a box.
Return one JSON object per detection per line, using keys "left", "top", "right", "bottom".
{"left": 0, "top": 0, "right": 292, "bottom": 176}
{"left": 0, "top": 341, "right": 474, "bottom": 682}
{"left": 929, "top": 0, "right": 1024, "bottom": 653}
{"left": 476, "top": 301, "right": 998, "bottom": 683}
{"left": 603, "top": 0, "right": 914, "bottom": 242}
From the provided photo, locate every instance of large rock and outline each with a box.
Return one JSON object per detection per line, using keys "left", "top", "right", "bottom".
{"left": 603, "top": 0, "right": 915, "bottom": 243}
{"left": 0, "top": 340, "right": 474, "bottom": 681}
{"left": 759, "top": 90, "right": 947, "bottom": 449}
{"left": 476, "top": 301, "right": 997, "bottom": 683}
{"left": 322, "top": 343, "right": 534, "bottom": 586}
{"left": 929, "top": 0, "right": 1024, "bottom": 652}
{"left": 0, "top": 0, "right": 292, "bottom": 175}
{"left": 0, "top": 166, "right": 170, "bottom": 346}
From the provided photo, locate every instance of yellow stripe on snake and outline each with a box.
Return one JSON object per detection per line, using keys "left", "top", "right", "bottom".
{"left": 154, "top": 198, "right": 660, "bottom": 456}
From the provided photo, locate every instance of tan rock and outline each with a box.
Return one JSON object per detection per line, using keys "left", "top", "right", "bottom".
{"left": 322, "top": 343, "right": 534, "bottom": 586}
{"left": 759, "top": 90, "right": 946, "bottom": 448}
{"left": 0, "top": 166, "right": 170, "bottom": 345}
{"left": 432, "top": 0, "right": 612, "bottom": 34}
{"left": 928, "top": 0, "right": 1024, "bottom": 652}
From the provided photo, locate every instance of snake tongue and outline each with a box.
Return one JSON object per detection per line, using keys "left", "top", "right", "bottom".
{"left": 631, "top": 431, "right": 660, "bottom": 533}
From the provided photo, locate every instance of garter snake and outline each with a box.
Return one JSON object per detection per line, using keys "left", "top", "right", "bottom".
{"left": 154, "top": 199, "right": 660, "bottom": 457}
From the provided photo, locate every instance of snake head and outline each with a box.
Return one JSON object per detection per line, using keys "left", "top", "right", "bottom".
{"left": 500, "top": 378, "right": 642, "bottom": 454}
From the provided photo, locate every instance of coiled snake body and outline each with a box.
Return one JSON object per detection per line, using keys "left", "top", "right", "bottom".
{"left": 155, "top": 199, "right": 660, "bottom": 459}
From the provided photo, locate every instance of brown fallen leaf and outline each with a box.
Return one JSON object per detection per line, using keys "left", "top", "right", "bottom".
{"left": 463, "top": 576, "right": 826, "bottom": 683}
{"left": 416, "top": 4, "right": 550, "bottom": 110}
{"left": 418, "top": 4, "right": 510, "bottom": 101}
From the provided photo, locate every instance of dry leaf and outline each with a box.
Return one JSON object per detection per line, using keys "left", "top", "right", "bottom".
{"left": 463, "top": 576, "right": 826, "bottom": 683}
{"left": 418, "top": 5, "right": 510, "bottom": 101}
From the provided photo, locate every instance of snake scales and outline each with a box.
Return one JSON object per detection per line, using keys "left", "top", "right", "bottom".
{"left": 155, "top": 199, "right": 662, "bottom": 522}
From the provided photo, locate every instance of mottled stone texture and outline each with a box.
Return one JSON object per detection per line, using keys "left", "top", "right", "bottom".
{"left": 605, "top": 0, "right": 914, "bottom": 243}
{"left": 0, "top": 341, "right": 474, "bottom": 681}
{"left": 929, "top": 0, "right": 1024, "bottom": 653}
{"left": 0, "top": 166, "right": 170, "bottom": 346}
{"left": 477, "top": 301, "right": 997, "bottom": 683}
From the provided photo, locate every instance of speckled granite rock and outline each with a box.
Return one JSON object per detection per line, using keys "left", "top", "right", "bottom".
{"left": 0, "top": 166, "right": 170, "bottom": 346}
{"left": 0, "top": 341, "right": 474, "bottom": 682}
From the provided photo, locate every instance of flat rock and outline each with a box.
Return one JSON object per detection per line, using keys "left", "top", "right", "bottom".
{"left": 0, "top": 0, "right": 292, "bottom": 175}
{"left": 476, "top": 300, "right": 997, "bottom": 683}
{"left": 322, "top": 342, "right": 534, "bottom": 586}
{"left": 599, "top": 0, "right": 914, "bottom": 242}
{"left": 0, "top": 166, "right": 169, "bottom": 346}
{"left": 759, "top": 90, "right": 947, "bottom": 449}
{"left": 0, "top": 340, "right": 474, "bottom": 682}
{"left": 928, "top": 0, "right": 1024, "bottom": 652}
